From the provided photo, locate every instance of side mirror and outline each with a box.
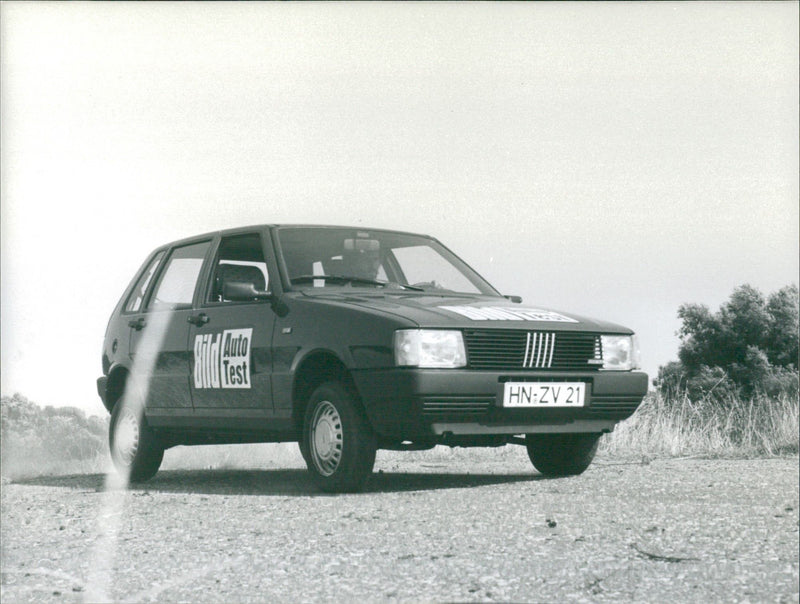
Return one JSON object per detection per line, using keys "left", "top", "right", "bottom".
{"left": 223, "top": 280, "right": 273, "bottom": 302}
{"left": 504, "top": 295, "right": 523, "bottom": 304}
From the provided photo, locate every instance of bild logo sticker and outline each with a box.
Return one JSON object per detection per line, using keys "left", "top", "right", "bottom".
{"left": 439, "top": 306, "right": 578, "bottom": 323}
{"left": 193, "top": 328, "right": 253, "bottom": 389}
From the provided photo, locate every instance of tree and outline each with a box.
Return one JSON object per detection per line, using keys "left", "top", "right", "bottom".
{"left": 765, "top": 285, "right": 800, "bottom": 368}
{"left": 659, "top": 284, "right": 799, "bottom": 400}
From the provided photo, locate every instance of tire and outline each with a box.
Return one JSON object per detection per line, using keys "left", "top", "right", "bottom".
{"left": 298, "top": 434, "right": 311, "bottom": 467}
{"left": 109, "top": 396, "right": 164, "bottom": 483}
{"left": 526, "top": 433, "right": 600, "bottom": 477}
{"left": 302, "top": 382, "right": 376, "bottom": 493}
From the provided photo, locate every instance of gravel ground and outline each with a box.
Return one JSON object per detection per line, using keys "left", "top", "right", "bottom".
{"left": 1, "top": 451, "right": 798, "bottom": 603}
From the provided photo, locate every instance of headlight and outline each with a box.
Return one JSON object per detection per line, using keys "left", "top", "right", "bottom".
{"left": 600, "top": 334, "right": 640, "bottom": 371}
{"left": 394, "top": 330, "right": 467, "bottom": 368}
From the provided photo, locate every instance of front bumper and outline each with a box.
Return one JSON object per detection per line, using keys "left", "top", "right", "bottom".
{"left": 352, "top": 368, "right": 648, "bottom": 440}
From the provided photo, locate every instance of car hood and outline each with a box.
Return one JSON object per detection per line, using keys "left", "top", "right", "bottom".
{"left": 299, "top": 291, "right": 633, "bottom": 334}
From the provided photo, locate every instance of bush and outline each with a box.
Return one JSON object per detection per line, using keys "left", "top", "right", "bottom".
{"left": 658, "top": 284, "right": 799, "bottom": 401}
{"left": 1, "top": 393, "right": 109, "bottom": 479}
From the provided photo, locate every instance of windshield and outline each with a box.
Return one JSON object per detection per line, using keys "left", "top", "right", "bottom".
{"left": 276, "top": 227, "right": 499, "bottom": 295}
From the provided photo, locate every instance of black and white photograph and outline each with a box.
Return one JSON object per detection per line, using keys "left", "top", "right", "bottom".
{"left": 1, "top": 2, "right": 798, "bottom": 602}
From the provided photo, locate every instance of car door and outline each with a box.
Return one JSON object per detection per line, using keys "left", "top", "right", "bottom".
{"left": 188, "top": 231, "right": 275, "bottom": 418}
{"left": 129, "top": 239, "right": 213, "bottom": 414}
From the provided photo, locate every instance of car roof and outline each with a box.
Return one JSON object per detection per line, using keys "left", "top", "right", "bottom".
{"left": 157, "top": 224, "right": 434, "bottom": 249}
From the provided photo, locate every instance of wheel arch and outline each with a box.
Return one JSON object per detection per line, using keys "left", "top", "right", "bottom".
{"left": 291, "top": 349, "right": 362, "bottom": 433}
{"left": 103, "top": 365, "right": 130, "bottom": 413}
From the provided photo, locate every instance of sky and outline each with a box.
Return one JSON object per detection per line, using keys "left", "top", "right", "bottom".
{"left": 2, "top": 2, "right": 798, "bottom": 416}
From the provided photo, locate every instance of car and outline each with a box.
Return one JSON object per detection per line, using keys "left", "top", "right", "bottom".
{"left": 97, "top": 225, "right": 648, "bottom": 492}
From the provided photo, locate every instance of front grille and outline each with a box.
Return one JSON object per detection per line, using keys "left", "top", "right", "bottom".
{"left": 421, "top": 396, "right": 494, "bottom": 416}
{"left": 464, "top": 329, "right": 601, "bottom": 371}
{"left": 588, "top": 394, "right": 643, "bottom": 419}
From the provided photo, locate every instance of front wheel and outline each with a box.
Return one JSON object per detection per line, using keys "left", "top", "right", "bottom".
{"left": 109, "top": 397, "right": 163, "bottom": 483}
{"left": 302, "top": 382, "right": 376, "bottom": 492}
{"left": 526, "top": 433, "right": 600, "bottom": 477}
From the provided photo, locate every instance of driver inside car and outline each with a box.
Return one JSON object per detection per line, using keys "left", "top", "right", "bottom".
{"left": 342, "top": 239, "right": 382, "bottom": 281}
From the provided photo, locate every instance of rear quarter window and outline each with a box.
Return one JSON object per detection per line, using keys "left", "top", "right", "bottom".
{"left": 125, "top": 251, "right": 165, "bottom": 313}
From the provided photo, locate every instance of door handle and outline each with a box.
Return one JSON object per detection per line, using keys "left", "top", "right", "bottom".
{"left": 187, "top": 313, "right": 210, "bottom": 326}
{"left": 128, "top": 317, "right": 146, "bottom": 331}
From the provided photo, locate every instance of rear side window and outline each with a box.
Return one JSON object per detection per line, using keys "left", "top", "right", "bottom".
{"left": 125, "top": 251, "right": 165, "bottom": 313}
{"left": 147, "top": 241, "right": 211, "bottom": 310}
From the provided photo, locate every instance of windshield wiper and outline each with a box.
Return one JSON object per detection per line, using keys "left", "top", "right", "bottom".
{"left": 290, "top": 275, "right": 424, "bottom": 291}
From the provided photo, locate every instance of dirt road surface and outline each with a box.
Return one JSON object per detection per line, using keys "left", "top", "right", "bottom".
{"left": 2, "top": 450, "right": 798, "bottom": 603}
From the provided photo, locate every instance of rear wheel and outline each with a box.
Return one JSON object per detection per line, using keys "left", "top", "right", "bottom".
{"left": 526, "top": 433, "right": 600, "bottom": 477}
{"left": 109, "top": 396, "right": 163, "bottom": 483}
{"left": 302, "top": 382, "right": 376, "bottom": 492}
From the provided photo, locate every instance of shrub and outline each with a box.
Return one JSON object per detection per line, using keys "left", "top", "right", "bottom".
{"left": 1, "top": 393, "right": 109, "bottom": 479}
{"left": 658, "top": 284, "right": 799, "bottom": 401}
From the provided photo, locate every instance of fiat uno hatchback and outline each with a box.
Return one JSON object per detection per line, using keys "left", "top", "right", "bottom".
{"left": 97, "top": 225, "right": 648, "bottom": 491}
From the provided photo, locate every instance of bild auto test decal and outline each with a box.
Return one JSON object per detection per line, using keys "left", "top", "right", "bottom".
{"left": 193, "top": 328, "right": 253, "bottom": 389}
{"left": 439, "top": 306, "right": 578, "bottom": 323}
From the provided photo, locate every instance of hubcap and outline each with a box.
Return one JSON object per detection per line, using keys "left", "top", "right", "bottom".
{"left": 310, "top": 401, "right": 343, "bottom": 476}
{"left": 114, "top": 408, "right": 140, "bottom": 466}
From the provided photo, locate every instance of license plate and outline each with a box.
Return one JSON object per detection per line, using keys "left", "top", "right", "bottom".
{"left": 502, "top": 382, "right": 586, "bottom": 408}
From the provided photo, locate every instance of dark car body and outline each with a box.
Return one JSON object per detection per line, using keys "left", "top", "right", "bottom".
{"left": 98, "top": 225, "right": 648, "bottom": 490}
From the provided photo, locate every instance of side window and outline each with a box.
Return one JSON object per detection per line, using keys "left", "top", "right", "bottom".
{"left": 125, "top": 251, "right": 165, "bottom": 313}
{"left": 147, "top": 241, "right": 211, "bottom": 310}
{"left": 209, "top": 233, "right": 269, "bottom": 303}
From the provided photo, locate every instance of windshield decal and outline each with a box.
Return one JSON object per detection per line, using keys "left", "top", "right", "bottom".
{"left": 439, "top": 306, "right": 578, "bottom": 323}
{"left": 193, "top": 328, "right": 253, "bottom": 389}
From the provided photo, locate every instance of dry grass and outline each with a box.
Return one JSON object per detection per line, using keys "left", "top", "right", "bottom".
{"left": 160, "top": 442, "right": 306, "bottom": 471}
{"left": 0, "top": 434, "right": 112, "bottom": 479}
{"left": 2, "top": 391, "right": 797, "bottom": 480}
{"left": 601, "top": 390, "right": 799, "bottom": 459}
